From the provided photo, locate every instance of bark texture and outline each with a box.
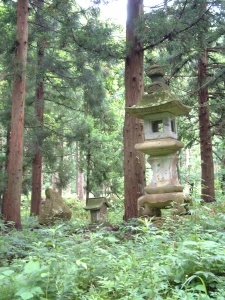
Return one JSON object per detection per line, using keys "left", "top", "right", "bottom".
{"left": 3, "top": 0, "right": 29, "bottom": 229}
{"left": 75, "top": 142, "right": 84, "bottom": 200}
{"left": 31, "top": 0, "right": 45, "bottom": 215}
{"left": 198, "top": 50, "right": 215, "bottom": 202}
{"left": 123, "top": 0, "right": 145, "bottom": 220}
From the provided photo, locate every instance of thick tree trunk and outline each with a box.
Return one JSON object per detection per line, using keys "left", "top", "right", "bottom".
{"left": 198, "top": 50, "right": 215, "bottom": 202}
{"left": 123, "top": 0, "right": 145, "bottom": 220}
{"left": 31, "top": 1, "right": 45, "bottom": 215}
{"left": 2, "top": 0, "right": 29, "bottom": 229}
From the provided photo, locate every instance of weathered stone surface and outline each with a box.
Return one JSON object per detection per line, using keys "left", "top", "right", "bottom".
{"left": 138, "top": 192, "right": 186, "bottom": 213}
{"left": 84, "top": 197, "right": 110, "bottom": 224}
{"left": 135, "top": 139, "right": 184, "bottom": 155}
{"left": 124, "top": 64, "right": 192, "bottom": 217}
{"left": 125, "top": 64, "right": 191, "bottom": 118}
{"left": 38, "top": 188, "right": 72, "bottom": 225}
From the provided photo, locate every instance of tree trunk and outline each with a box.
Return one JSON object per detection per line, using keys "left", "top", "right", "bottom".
{"left": 0, "top": 134, "right": 3, "bottom": 212}
{"left": 75, "top": 141, "right": 79, "bottom": 196}
{"left": 1, "top": 127, "right": 10, "bottom": 214}
{"left": 123, "top": 0, "right": 145, "bottom": 220}
{"left": 58, "top": 149, "right": 63, "bottom": 197}
{"left": 86, "top": 137, "right": 91, "bottom": 205}
{"left": 31, "top": 0, "right": 45, "bottom": 215}
{"left": 52, "top": 174, "right": 57, "bottom": 191}
{"left": 75, "top": 142, "right": 84, "bottom": 200}
{"left": 77, "top": 172, "right": 84, "bottom": 200}
{"left": 2, "top": 0, "right": 29, "bottom": 229}
{"left": 221, "top": 155, "right": 225, "bottom": 194}
{"left": 198, "top": 49, "right": 215, "bottom": 202}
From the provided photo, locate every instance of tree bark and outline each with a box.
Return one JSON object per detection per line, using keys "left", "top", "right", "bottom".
{"left": 2, "top": 0, "right": 29, "bottom": 229}
{"left": 31, "top": 0, "right": 45, "bottom": 215}
{"left": 1, "top": 127, "right": 10, "bottom": 214}
{"left": 198, "top": 49, "right": 215, "bottom": 202}
{"left": 51, "top": 173, "right": 57, "bottom": 191}
{"left": 221, "top": 155, "right": 225, "bottom": 194}
{"left": 86, "top": 136, "right": 91, "bottom": 205}
{"left": 123, "top": 0, "right": 145, "bottom": 220}
{"left": 75, "top": 142, "right": 84, "bottom": 200}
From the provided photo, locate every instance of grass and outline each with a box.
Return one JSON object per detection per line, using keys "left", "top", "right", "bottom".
{"left": 0, "top": 196, "right": 225, "bottom": 299}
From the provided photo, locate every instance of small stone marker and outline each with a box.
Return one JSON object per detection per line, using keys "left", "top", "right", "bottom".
{"left": 84, "top": 197, "right": 110, "bottom": 224}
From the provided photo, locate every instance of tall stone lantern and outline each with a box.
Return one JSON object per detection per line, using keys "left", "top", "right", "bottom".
{"left": 126, "top": 65, "right": 191, "bottom": 217}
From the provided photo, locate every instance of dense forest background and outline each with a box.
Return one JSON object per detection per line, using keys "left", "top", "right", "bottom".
{"left": 0, "top": 0, "right": 224, "bottom": 227}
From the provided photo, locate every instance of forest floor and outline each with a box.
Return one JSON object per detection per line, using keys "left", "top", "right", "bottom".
{"left": 1, "top": 197, "right": 225, "bottom": 300}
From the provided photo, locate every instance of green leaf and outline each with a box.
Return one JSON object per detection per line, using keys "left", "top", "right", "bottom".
{"left": 40, "top": 272, "right": 49, "bottom": 278}
{"left": 15, "top": 291, "right": 34, "bottom": 300}
{"left": 2, "top": 269, "right": 14, "bottom": 276}
{"left": 104, "top": 236, "right": 119, "bottom": 243}
{"left": 30, "top": 286, "right": 44, "bottom": 295}
{"left": 15, "top": 286, "right": 43, "bottom": 299}
{"left": 24, "top": 260, "right": 40, "bottom": 273}
{"left": 76, "top": 259, "right": 88, "bottom": 270}
{"left": 194, "top": 284, "right": 207, "bottom": 292}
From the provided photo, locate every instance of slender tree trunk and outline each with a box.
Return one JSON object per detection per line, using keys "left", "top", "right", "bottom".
{"left": 75, "top": 142, "right": 84, "bottom": 200}
{"left": 57, "top": 142, "right": 64, "bottom": 196}
{"left": 86, "top": 136, "right": 91, "bottom": 205}
{"left": 0, "top": 134, "right": 3, "bottom": 212}
{"left": 1, "top": 128, "right": 10, "bottom": 214}
{"left": 77, "top": 172, "right": 84, "bottom": 200}
{"left": 30, "top": 0, "right": 45, "bottom": 215}
{"left": 52, "top": 174, "right": 57, "bottom": 191}
{"left": 75, "top": 141, "right": 79, "bottom": 196}
{"left": 221, "top": 155, "right": 225, "bottom": 194}
{"left": 198, "top": 49, "right": 215, "bottom": 202}
{"left": 58, "top": 186, "right": 63, "bottom": 197}
{"left": 123, "top": 0, "right": 145, "bottom": 220}
{"left": 2, "top": 0, "right": 29, "bottom": 229}
{"left": 58, "top": 151, "right": 63, "bottom": 197}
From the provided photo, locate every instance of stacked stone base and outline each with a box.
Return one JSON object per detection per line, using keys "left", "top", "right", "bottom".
{"left": 138, "top": 192, "right": 186, "bottom": 217}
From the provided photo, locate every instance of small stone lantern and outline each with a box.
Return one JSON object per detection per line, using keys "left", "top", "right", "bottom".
{"left": 84, "top": 197, "right": 110, "bottom": 224}
{"left": 126, "top": 65, "right": 191, "bottom": 216}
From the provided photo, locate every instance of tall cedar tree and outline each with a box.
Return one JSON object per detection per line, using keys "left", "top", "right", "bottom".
{"left": 197, "top": 0, "right": 215, "bottom": 202}
{"left": 198, "top": 49, "right": 215, "bottom": 202}
{"left": 123, "top": 0, "right": 145, "bottom": 220}
{"left": 2, "top": 0, "right": 29, "bottom": 229}
{"left": 30, "top": 0, "right": 45, "bottom": 215}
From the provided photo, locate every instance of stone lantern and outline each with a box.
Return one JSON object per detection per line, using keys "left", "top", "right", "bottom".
{"left": 84, "top": 197, "right": 110, "bottom": 224}
{"left": 126, "top": 65, "right": 191, "bottom": 216}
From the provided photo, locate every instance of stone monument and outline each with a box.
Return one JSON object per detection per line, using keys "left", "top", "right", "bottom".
{"left": 126, "top": 65, "right": 191, "bottom": 217}
{"left": 38, "top": 188, "right": 72, "bottom": 225}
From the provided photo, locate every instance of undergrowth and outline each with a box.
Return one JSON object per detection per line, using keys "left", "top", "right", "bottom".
{"left": 0, "top": 197, "right": 225, "bottom": 299}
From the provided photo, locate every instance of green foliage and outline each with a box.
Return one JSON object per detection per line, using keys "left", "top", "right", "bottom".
{"left": 139, "top": 0, "right": 225, "bottom": 153}
{"left": 1, "top": 200, "right": 225, "bottom": 299}
{"left": 0, "top": 0, "right": 125, "bottom": 201}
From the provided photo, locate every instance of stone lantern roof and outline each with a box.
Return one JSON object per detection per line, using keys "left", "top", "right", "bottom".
{"left": 126, "top": 65, "right": 191, "bottom": 118}
{"left": 84, "top": 197, "right": 110, "bottom": 211}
